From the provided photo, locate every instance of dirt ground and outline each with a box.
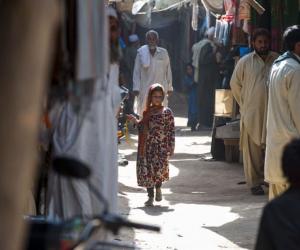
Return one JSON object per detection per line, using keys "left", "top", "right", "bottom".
{"left": 115, "top": 93, "right": 268, "bottom": 250}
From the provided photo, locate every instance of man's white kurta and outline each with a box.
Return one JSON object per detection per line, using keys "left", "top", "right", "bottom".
{"left": 265, "top": 56, "right": 300, "bottom": 184}
{"left": 133, "top": 45, "right": 173, "bottom": 116}
{"left": 230, "top": 51, "right": 278, "bottom": 147}
{"left": 47, "top": 2, "right": 119, "bottom": 220}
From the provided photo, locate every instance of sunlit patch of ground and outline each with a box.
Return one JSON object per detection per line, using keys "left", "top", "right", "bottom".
{"left": 117, "top": 116, "right": 266, "bottom": 250}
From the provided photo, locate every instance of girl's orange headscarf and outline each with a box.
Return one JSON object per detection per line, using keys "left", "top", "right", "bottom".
{"left": 138, "top": 83, "right": 165, "bottom": 156}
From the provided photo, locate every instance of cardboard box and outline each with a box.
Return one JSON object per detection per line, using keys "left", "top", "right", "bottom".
{"left": 215, "top": 89, "right": 234, "bottom": 117}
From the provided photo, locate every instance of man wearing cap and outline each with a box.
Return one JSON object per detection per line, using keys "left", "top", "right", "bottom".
{"left": 133, "top": 30, "right": 173, "bottom": 116}
{"left": 121, "top": 34, "right": 140, "bottom": 113}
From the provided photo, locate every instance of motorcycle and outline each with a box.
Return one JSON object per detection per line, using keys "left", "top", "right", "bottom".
{"left": 25, "top": 157, "right": 160, "bottom": 250}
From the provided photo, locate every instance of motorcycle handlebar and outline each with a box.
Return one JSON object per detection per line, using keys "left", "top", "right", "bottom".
{"left": 101, "top": 214, "right": 160, "bottom": 232}
{"left": 71, "top": 213, "right": 160, "bottom": 249}
{"left": 98, "top": 213, "right": 160, "bottom": 234}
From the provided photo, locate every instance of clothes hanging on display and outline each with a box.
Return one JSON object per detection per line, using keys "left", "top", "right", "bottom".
{"left": 239, "top": 0, "right": 251, "bottom": 33}
{"left": 239, "top": 0, "right": 265, "bottom": 34}
{"left": 191, "top": 0, "right": 199, "bottom": 31}
{"left": 270, "top": 0, "right": 283, "bottom": 52}
{"left": 201, "top": 0, "right": 224, "bottom": 14}
{"left": 213, "top": 0, "right": 235, "bottom": 47}
{"left": 231, "top": 0, "right": 249, "bottom": 45}
{"left": 250, "top": 0, "right": 271, "bottom": 31}
{"left": 251, "top": 0, "right": 299, "bottom": 52}
{"left": 215, "top": 18, "right": 232, "bottom": 46}
{"left": 245, "top": 0, "right": 265, "bottom": 15}
{"left": 224, "top": 0, "right": 236, "bottom": 17}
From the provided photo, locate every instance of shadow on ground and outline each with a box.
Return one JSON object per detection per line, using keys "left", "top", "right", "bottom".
{"left": 116, "top": 190, "right": 136, "bottom": 246}
{"left": 118, "top": 98, "right": 266, "bottom": 249}
{"left": 162, "top": 158, "right": 266, "bottom": 249}
{"left": 134, "top": 205, "right": 175, "bottom": 216}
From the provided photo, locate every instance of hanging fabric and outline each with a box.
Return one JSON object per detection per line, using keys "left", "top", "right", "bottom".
{"left": 231, "top": 0, "right": 248, "bottom": 45}
{"left": 201, "top": 0, "right": 224, "bottom": 14}
{"left": 224, "top": 0, "right": 236, "bottom": 17}
{"left": 191, "top": 0, "right": 199, "bottom": 31}
{"left": 247, "top": 0, "right": 265, "bottom": 15}
{"left": 213, "top": 0, "right": 235, "bottom": 46}
{"left": 239, "top": 0, "right": 265, "bottom": 34}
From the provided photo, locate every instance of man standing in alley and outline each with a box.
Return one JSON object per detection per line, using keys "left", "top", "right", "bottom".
{"left": 121, "top": 34, "right": 140, "bottom": 114}
{"left": 264, "top": 25, "right": 300, "bottom": 200}
{"left": 133, "top": 30, "right": 173, "bottom": 116}
{"left": 230, "top": 28, "right": 278, "bottom": 195}
{"left": 192, "top": 26, "right": 221, "bottom": 130}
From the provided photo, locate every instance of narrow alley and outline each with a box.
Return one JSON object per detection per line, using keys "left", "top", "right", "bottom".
{"left": 116, "top": 97, "right": 267, "bottom": 250}
{"left": 3, "top": 2, "right": 300, "bottom": 250}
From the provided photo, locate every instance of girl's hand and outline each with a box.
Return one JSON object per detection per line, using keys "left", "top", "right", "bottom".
{"left": 126, "top": 114, "right": 138, "bottom": 124}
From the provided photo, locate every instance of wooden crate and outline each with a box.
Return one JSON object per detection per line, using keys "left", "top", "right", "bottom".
{"left": 224, "top": 138, "right": 240, "bottom": 163}
{"left": 215, "top": 120, "right": 240, "bottom": 163}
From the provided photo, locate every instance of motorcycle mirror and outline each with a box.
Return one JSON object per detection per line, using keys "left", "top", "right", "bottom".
{"left": 52, "top": 156, "right": 91, "bottom": 179}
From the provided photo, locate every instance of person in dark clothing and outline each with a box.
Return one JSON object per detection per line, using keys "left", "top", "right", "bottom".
{"left": 220, "top": 45, "right": 240, "bottom": 89}
{"left": 255, "top": 138, "right": 300, "bottom": 250}
{"left": 120, "top": 34, "right": 140, "bottom": 114}
{"left": 183, "top": 64, "right": 198, "bottom": 131}
{"left": 192, "top": 27, "right": 221, "bottom": 129}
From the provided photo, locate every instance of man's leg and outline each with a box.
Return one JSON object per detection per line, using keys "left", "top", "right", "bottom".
{"left": 269, "top": 183, "right": 289, "bottom": 200}
{"left": 242, "top": 130, "right": 264, "bottom": 195}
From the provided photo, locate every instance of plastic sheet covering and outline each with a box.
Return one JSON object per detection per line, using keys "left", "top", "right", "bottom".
{"left": 201, "top": 0, "right": 224, "bottom": 14}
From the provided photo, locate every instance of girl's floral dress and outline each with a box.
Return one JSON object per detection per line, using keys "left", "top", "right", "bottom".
{"left": 137, "top": 107, "right": 175, "bottom": 188}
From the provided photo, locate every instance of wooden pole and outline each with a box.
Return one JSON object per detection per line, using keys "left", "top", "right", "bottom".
{"left": 0, "top": 1, "right": 59, "bottom": 249}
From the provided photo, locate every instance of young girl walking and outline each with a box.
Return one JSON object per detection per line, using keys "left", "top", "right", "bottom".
{"left": 127, "top": 83, "right": 175, "bottom": 206}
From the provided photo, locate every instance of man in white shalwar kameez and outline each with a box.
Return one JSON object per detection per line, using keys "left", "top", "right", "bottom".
{"left": 230, "top": 29, "right": 278, "bottom": 195}
{"left": 265, "top": 25, "right": 300, "bottom": 200}
{"left": 48, "top": 3, "right": 119, "bottom": 221}
{"left": 133, "top": 30, "right": 173, "bottom": 116}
